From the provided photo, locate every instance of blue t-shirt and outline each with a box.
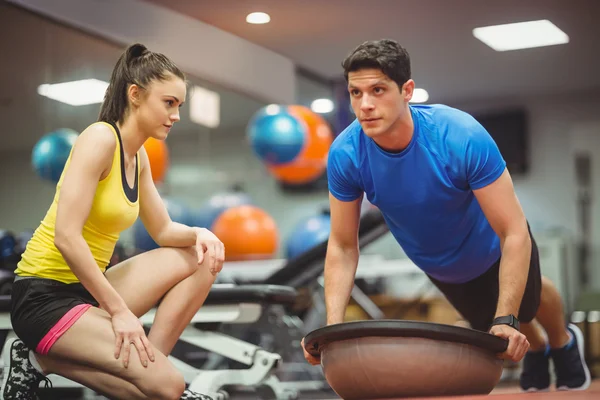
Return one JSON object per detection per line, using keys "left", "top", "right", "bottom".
{"left": 328, "top": 104, "right": 506, "bottom": 284}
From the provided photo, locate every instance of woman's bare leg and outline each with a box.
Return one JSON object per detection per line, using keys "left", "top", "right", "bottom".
{"left": 104, "top": 246, "right": 217, "bottom": 354}
{"left": 33, "top": 246, "right": 216, "bottom": 399}
{"left": 36, "top": 307, "right": 185, "bottom": 400}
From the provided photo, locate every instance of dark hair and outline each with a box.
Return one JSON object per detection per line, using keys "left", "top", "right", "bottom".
{"left": 98, "top": 43, "right": 186, "bottom": 124}
{"left": 342, "top": 39, "right": 411, "bottom": 89}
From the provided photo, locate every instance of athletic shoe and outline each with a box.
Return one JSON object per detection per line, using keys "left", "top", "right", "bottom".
{"left": 181, "top": 389, "right": 214, "bottom": 400}
{"left": 519, "top": 345, "right": 551, "bottom": 392}
{"left": 550, "top": 323, "right": 591, "bottom": 391}
{"left": 1, "top": 338, "right": 52, "bottom": 400}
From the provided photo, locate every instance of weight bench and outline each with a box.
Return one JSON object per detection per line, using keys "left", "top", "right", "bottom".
{"left": 0, "top": 284, "right": 299, "bottom": 400}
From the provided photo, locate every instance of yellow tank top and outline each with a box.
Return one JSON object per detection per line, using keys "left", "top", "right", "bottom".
{"left": 16, "top": 122, "right": 140, "bottom": 284}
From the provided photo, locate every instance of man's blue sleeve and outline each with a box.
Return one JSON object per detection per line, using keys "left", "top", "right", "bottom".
{"left": 327, "top": 145, "right": 363, "bottom": 201}
{"left": 462, "top": 120, "right": 507, "bottom": 190}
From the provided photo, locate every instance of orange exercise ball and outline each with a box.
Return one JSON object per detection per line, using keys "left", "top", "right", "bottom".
{"left": 268, "top": 105, "right": 333, "bottom": 185}
{"left": 211, "top": 205, "right": 279, "bottom": 261}
{"left": 143, "top": 137, "right": 169, "bottom": 183}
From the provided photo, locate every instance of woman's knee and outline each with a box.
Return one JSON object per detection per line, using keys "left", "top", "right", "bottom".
{"left": 166, "top": 246, "right": 200, "bottom": 276}
{"left": 137, "top": 366, "right": 185, "bottom": 400}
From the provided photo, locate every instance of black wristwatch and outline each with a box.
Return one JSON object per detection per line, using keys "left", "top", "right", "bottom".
{"left": 491, "top": 314, "right": 520, "bottom": 331}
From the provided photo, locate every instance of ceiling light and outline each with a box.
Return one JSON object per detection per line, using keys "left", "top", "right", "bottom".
{"left": 410, "top": 88, "right": 429, "bottom": 103}
{"left": 37, "top": 78, "right": 109, "bottom": 106}
{"left": 473, "top": 19, "right": 569, "bottom": 51}
{"left": 311, "top": 98, "right": 334, "bottom": 113}
{"left": 246, "top": 12, "right": 270, "bottom": 24}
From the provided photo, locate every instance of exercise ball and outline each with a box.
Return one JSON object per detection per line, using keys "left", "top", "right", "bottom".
{"left": 143, "top": 137, "right": 169, "bottom": 183}
{"left": 191, "top": 192, "right": 253, "bottom": 230}
{"left": 247, "top": 105, "right": 305, "bottom": 165}
{"left": 32, "top": 128, "right": 78, "bottom": 183}
{"left": 0, "top": 231, "right": 16, "bottom": 260}
{"left": 212, "top": 205, "right": 279, "bottom": 261}
{"left": 286, "top": 213, "right": 331, "bottom": 259}
{"left": 304, "top": 320, "right": 507, "bottom": 400}
{"left": 133, "top": 198, "right": 191, "bottom": 251}
{"left": 268, "top": 105, "right": 333, "bottom": 185}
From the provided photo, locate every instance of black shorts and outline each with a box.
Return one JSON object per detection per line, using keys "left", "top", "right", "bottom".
{"left": 427, "top": 227, "right": 542, "bottom": 332}
{"left": 11, "top": 277, "right": 99, "bottom": 354}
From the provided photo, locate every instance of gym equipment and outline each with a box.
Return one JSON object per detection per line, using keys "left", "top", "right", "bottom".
{"left": 0, "top": 209, "right": 390, "bottom": 399}
{"left": 216, "top": 209, "right": 391, "bottom": 395}
{"left": 143, "top": 137, "right": 169, "bottom": 183}
{"left": 212, "top": 205, "right": 279, "bottom": 261}
{"left": 31, "top": 128, "right": 78, "bottom": 183}
{"left": 247, "top": 105, "right": 305, "bottom": 165}
{"left": 0, "top": 231, "right": 19, "bottom": 271}
{"left": 0, "top": 270, "right": 14, "bottom": 296}
{"left": 575, "top": 152, "right": 593, "bottom": 290}
{"left": 267, "top": 105, "right": 333, "bottom": 185}
{"left": 285, "top": 213, "right": 330, "bottom": 259}
{"left": 262, "top": 208, "right": 388, "bottom": 289}
{"left": 304, "top": 320, "right": 508, "bottom": 400}
{"left": 0, "top": 285, "right": 299, "bottom": 400}
{"left": 572, "top": 292, "right": 600, "bottom": 379}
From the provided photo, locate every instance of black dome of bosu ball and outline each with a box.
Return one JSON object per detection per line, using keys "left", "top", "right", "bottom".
{"left": 304, "top": 320, "right": 508, "bottom": 400}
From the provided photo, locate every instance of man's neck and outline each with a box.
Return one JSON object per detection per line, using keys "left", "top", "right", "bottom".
{"left": 372, "top": 113, "right": 414, "bottom": 153}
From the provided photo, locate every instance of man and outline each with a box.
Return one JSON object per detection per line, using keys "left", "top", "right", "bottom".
{"left": 302, "top": 39, "right": 590, "bottom": 392}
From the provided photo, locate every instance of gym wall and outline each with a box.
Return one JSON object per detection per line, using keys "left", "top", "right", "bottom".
{"left": 1, "top": 1, "right": 600, "bottom": 292}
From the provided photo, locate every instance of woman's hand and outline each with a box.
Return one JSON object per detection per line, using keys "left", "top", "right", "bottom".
{"left": 111, "top": 308, "right": 155, "bottom": 368}
{"left": 195, "top": 228, "right": 225, "bottom": 275}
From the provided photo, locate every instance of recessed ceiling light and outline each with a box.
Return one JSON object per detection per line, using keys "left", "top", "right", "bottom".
{"left": 37, "top": 79, "right": 109, "bottom": 106}
{"left": 410, "top": 88, "right": 429, "bottom": 103}
{"left": 246, "top": 12, "right": 270, "bottom": 24}
{"left": 311, "top": 98, "right": 334, "bottom": 113}
{"left": 473, "top": 19, "right": 569, "bottom": 51}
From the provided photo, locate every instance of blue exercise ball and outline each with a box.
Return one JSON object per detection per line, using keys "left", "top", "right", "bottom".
{"left": 286, "top": 213, "right": 331, "bottom": 259}
{"left": 247, "top": 106, "right": 305, "bottom": 165}
{"left": 0, "top": 231, "right": 16, "bottom": 260}
{"left": 32, "top": 129, "right": 78, "bottom": 183}
{"left": 133, "top": 198, "right": 192, "bottom": 251}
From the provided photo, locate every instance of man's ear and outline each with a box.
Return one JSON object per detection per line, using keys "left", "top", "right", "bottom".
{"left": 402, "top": 79, "right": 415, "bottom": 101}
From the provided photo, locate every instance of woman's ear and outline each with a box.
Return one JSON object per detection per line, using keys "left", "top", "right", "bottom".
{"left": 127, "top": 83, "right": 143, "bottom": 107}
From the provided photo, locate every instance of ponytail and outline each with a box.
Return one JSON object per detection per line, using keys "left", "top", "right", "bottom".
{"left": 98, "top": 43, "right": 185, "bottom": 124}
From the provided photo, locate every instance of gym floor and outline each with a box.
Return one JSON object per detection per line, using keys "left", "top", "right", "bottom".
{"left": 35, "top": 379, "right": 599, "bottom": 400}
{"left": 465, "top": 379, "right": 600, "bottom": 400}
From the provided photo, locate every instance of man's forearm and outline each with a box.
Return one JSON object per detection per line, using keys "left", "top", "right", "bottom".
{"left": 495, "top": 232, "right": 532, "bottom": 319}
{"left": 324, "top": 244, "right": 359, "bottom": 325}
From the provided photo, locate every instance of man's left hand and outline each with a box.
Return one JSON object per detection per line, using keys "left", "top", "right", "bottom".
{"left": 489, "top": 324, "right": 529, "bottom": 362}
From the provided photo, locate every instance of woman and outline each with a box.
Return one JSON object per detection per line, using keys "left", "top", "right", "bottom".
{"left": 2, "top": 43, "right": 224, "bottom": 400}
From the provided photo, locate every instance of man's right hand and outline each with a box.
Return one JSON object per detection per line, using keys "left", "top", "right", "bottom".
{"left": 301, "top": 337, "right": 321, "bottom": 366}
